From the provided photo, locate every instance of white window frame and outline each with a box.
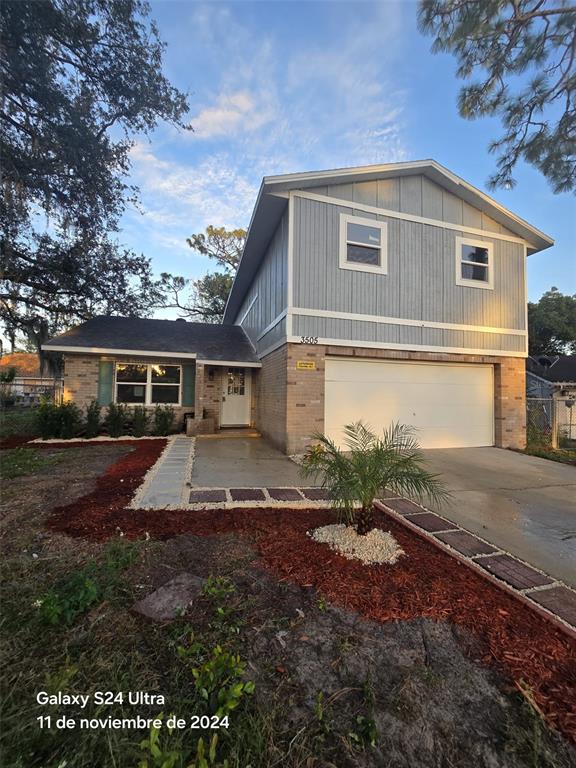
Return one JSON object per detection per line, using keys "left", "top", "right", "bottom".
{"left": 114, "top": 363, "right": 182, "bottom": 406}
{"left": 339, "top": 213, "right": 388, "bottom": 275}
{"left": 455, "top": 236, "right": 494, "bottom": 290}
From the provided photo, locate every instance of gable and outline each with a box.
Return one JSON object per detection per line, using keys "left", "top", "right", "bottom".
{"left": 308, "top": 175, "right": 518, "bottom": 237}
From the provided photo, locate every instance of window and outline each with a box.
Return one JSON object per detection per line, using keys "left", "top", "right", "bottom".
{"left": 339, "top": 213, "right": 388, "bottom": 274}
{"left": 115, "top": 363, "right": 181, "bottom": 405}
{"left": 455, "top": 237, "right": 494, "bottom": 290}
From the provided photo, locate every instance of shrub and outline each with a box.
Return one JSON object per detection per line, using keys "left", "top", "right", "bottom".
{"left": 58, "top": 402, "right": 81, "bottom": 439}
{"left": 37, "top": 401, "right": 60, "bottom": 439}
{"left": 131, "top": 405, "right": 149, "bottom": 437}
{"left": 85, "top": 400, "right": 101, "bottom": 438}
{"left": 105, "top": 403, "right": 127, "bottom": 438}
{"left": 0, "top": 366, "right": 16, "bottom": 408}
{"left": 301, "top": 421, "right": 450, "bottom": 535}
{"left": 153, "top": 405, "right": 175, "bottom": 436}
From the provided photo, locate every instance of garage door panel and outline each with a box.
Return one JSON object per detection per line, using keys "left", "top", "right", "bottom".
{"left": 324, "top": 359, "right": 494, "bottom": 450}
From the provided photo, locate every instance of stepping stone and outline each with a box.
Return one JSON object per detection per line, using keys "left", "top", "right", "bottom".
{"left": 435, "top": 530, "right": 497, "bottom": 558}
{"left": 267, "top": 488, "right": 303, "bottom": 501}
{"left": 528, "top": 586, "right": 576, "bottom": 628}
{"left": 132, "top": 573, "right": 205, "bottom": 622}
{"left": 300, "top": 488, "right": 332, "bottom": 501}
{"left": 476, "top": 554, "right": 553, "bottom": 591}
{"left": 383, "top": 498, "right": 426, "bottom": 516}
{"left": 409, "top": 512, "right": 456, "bottom": 533}
{"left": 229, "top": 488, "right": 266, "bottom": 501}
{"left": 189, "top": 489, "right": 227, "bottom": 503}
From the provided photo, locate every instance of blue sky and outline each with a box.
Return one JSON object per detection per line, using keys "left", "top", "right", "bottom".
{"left": 123, "top": 0, "right": 575, "bottom": 311}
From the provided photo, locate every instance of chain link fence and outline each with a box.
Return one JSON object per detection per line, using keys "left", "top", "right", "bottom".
{"left": 0, "top": 377, "right": 63, "bottom": 408}
{"left": 527, "top": 397, "right": 576, "bottom": 449}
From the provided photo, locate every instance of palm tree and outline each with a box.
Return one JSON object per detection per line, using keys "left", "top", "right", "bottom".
{"left": 301, "top": 422, "right": 450, "bottom": 535}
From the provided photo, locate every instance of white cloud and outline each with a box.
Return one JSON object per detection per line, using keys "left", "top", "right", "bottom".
{"left": 191, "top": 90, "right": 275, "bottom": 138}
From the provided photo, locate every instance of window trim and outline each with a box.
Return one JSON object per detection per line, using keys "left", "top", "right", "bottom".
{"left": 455, "top": 236, "right": 494, "bottom": 290}
{"left": 339, "top": 213, "right": 388, "bottom": 275}
{"left": 114, "top": 363, "right": 182, "bottom": 406}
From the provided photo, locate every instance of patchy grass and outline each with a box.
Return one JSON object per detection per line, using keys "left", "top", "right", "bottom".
{"left": 0, "top": 407, "right": 39, "bottom": 438}
{"left": 0, "top": 444, "right": 575, "bottom": 768}
{"left": 1, "top": 446, "right": 62, "bottom": 479}
{"left": 522, "top": 444, "right": 576, "bottom": 465}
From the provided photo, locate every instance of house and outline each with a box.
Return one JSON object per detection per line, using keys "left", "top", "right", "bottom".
{"left": 43, "top": 160, "right": 554, "bottom": 452}
{"left": 526, "top": 355, "right": 576, "bottom": 442}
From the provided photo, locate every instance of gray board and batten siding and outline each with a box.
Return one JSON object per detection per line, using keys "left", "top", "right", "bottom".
{"left": 234, "top": 174, "right": 528, "bottom": 357}
{"left": 235, "top": 209, "right": 289, "bottom": 355}
{"left": 292, "top": 175, "right": 527, "bottom": 355}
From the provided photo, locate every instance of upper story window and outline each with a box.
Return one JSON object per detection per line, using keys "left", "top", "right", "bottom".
{"left": 455, "top": 236, "right": 494, "bottom": 290}
{"left": 339, "top": 213, "right": 388, "bottom": 274}
{"left": 115, "top": 363, "right": 181, "bottom": 405}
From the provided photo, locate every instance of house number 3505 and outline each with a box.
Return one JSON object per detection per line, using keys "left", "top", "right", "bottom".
{"left": 300, "top": 336, "right": 318, "bottom": 344}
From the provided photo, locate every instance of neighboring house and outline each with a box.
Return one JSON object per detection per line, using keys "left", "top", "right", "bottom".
{"left": 0, "top": 351, "right": 61, "bottom": 405}
{"left": 526, "top": 356, "right": 576, "bottom": 442}
{"left": 43, "top": 160, "right": 553, "bottom": 452}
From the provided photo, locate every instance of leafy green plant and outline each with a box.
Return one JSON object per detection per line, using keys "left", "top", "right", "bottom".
{"left": 105, "top": 402, "right": 127, "bottom": 438}
{"left": 132, "top": 405, "right": 149, "bottom": 437}
{"left": 301, "top": 421, "right": 450, "bottom": 535}
{"left": 153, "top": 405, "right": 175, "bottom": 436}
{"left": 84, "top": 399, "right": 101, "bottom": 438}
{"left": 58, "top": 401, "right": 81, "bottom": 439}
{"left": 36, "top": 400, "right": 60, "bottom": 439}
{"left": 38, "top": 540, "right": 140, "bottom": 626}
{"left": 0, "top": 366, "right": 16, "bottom": 407}
{"left": 40, "top": 571, "right": 101, "bottom": 626}
{"left": 138, "top": 714, "right": 182, "bottom": 768}
{"left": 192, "top": 646, "right": 255, "bottom": 717}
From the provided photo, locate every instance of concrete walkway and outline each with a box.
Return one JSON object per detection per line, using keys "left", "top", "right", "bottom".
{"left": 135, "top": 436, "right": 194, "bottom": 508}
{"left": 421, "top": 447, "right": 576, "bottom": 587}
{"left": 191, "top": 436, "right": 309, "bottom": 487}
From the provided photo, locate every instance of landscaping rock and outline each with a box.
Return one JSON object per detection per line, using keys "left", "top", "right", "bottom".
{"left": 132, "top": 573, "right": 205, "bottom": 621}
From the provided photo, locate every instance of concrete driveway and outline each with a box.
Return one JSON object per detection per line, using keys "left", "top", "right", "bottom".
{"left": 422, "top": 448, "right": 576, "bottom": 587}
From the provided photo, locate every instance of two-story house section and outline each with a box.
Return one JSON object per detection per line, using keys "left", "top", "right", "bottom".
{"left": 224, "top": 160, "right": 553, "bottom": 454}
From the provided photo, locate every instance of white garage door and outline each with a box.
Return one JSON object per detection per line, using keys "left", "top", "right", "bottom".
{"left": 325, "top": 359, "right": 494, "bottom": 449}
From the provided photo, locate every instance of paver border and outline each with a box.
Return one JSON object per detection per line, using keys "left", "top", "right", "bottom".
{"left": 374, "top": 499, "right": 576, "bottom": 639}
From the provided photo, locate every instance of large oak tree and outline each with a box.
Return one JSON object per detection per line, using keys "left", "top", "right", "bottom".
{"left": 0, "top": 0, "right": 189, "bottom": 367}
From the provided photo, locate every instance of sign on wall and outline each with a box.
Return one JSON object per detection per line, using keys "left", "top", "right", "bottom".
{"left": 296, "top": 361, "right": 316, "bottom": 370}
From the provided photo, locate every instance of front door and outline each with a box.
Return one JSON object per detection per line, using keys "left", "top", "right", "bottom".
{"left": 221, "top": 367, "right": 251, "bottom": 426}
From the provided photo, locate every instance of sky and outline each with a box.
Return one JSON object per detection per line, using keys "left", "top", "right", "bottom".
{"left": 122, "top": 0, "right": 575, "bottom": 311}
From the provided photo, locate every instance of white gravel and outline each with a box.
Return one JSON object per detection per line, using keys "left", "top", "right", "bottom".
{"left": 309, "top": 524, "right": 405, "bottom": 565}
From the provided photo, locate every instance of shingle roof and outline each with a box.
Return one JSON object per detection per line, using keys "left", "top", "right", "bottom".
{"left": 527, "top": 355, "right": 576, "bottom": 383}
{"left": 42, "top": 316, "right": 260, "bottom": 365}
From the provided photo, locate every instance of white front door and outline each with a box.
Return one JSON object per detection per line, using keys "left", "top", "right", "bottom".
{"left": 221, "top": 367, "right": 252, "bottom": 426}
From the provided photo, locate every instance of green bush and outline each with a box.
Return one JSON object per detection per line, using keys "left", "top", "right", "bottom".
{"left": 153, "top": 405, "right": 175, "bottom": 436}
{"left": 36, "top": 401, "right": 59, "bottom": 439}
{"left": 85, "top": 400, "right": 101, "bottom": 438}
{"left": 58, "top": 402, "right": 81, "bottom": 439}
{"left": 36, "top": 401, "right": 81, "bottom": 440}
{"left": 131, "top": 405, "right": 149, "bottom": 437}
{"left": 105, "top": 403, "right": 127, "bottom": 438}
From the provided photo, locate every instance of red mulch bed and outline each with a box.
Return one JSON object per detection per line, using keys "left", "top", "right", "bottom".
{"left": 0, "top": 435, "right": 34, "bottom": 450}
{"left": 46, "top": 442, "right": 576, "bottom": 743}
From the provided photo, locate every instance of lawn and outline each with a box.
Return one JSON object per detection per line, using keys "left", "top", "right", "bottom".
{"left": 1, "top": 442, "right": 575, "bottom": 768}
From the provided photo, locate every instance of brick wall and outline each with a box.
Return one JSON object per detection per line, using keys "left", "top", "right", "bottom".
{"left": 254, "top": 344, "right": 289, "bottom": 449}
{"left": 63, "top": 354, "right": 199, "bottom": 432}
{"left": 63, "top": 355, "right": 100, "bottom": 409}
{"left": 259, "top": 343, "right": 527, "bottom": 454}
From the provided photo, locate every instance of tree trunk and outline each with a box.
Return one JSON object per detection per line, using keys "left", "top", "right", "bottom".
{"left": 356, "top": 504, "right": 375, "bottom": 535}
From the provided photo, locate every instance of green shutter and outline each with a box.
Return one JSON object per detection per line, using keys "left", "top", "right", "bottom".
{"left": 181, "top": 364, "right": 196, "bottom": 408}
{"left": 98, "top": 361, "right": 114, "bottom": 406}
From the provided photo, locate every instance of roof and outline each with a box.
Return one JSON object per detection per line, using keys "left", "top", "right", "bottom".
{"left": 42, "top": 316, "right": 261, "bottom": 366}
{"left": 0, "top": 352, "right": 40, "bottom": 377}
{"left": 526, "top": 355, "right": 576, "bottom": 384}
{"left": 223, "top": 159, "right": 554, "bottom": 323}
